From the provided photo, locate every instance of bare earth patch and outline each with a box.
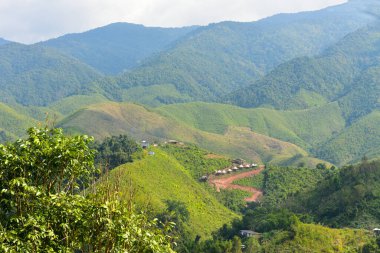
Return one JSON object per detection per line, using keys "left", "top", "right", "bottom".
{"left": 209, "top": 166, "right": 264, "bottom": 202}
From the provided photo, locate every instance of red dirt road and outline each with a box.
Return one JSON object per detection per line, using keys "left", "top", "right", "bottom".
{"left": 209, "top": 166, "right": 264, "bottom": 202}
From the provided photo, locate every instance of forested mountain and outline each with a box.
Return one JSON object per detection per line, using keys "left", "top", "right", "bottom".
{"left": 107, "top": 0, "right": 379, "bottom": 105}
{"left": 0, "top": 43, "right": 103, "bottom": 106}
{"left": 227, "top": 23, "right": 380, "bottom": 120}
{"left": 41, "top": 23, "right": 197, "bottom": 74}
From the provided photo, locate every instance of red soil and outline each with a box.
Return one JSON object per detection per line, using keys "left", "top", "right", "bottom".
{"left": 209, "top": 166, "right": 264, "bottom": 202}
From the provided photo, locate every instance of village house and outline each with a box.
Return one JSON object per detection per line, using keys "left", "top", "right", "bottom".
{"left": 239, "top": 230, "right": 261, "bottom": 238}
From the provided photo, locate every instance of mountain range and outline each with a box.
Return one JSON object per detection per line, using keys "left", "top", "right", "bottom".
{"left": 1, "top": 0, "right": 380, "bottom": 166}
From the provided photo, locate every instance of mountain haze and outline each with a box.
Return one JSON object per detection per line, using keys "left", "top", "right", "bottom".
{"left": 0, "top": 43, "right": 103, "bottom": 106}
{"left": 41, "top": 23, "right": 197, "bottom": 74}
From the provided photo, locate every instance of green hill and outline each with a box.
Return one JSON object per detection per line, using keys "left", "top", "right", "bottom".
{"left": 0, "top": 103, "right": 37, "bottom": 142}
{"left": 58, "top": 102, "right": 326, "bottom": 167}
{"left": 102, "top": 147, "right": 238, "bottom": 238}
{"left": 227, "top": 23, "right": 380, "bottom": 123}
{"left": 0, "top": 43, "right": 103, "bottom": 106}
{"left": 42, "top": 23, "right": 196, "bottom": 74}
{"left": 262, "top": 223, "right": 376, "bottom": 252}
{"left": 156, "top": 102, "right": 345, "bottom": 151}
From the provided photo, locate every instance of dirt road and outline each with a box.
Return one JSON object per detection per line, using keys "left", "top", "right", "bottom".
{"left": 209, "top": 166, "right": 264, "bottom": 202}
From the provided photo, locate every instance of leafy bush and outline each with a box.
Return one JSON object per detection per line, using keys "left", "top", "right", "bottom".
{"left": 0, "top": 127, "right": 174, "bottom": 252}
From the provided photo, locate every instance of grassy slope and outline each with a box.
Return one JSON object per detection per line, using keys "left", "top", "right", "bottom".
{"left": 263, "top": 223, "right": 375, "bottom": 252}
{"left": 104, "top": 148, "right": 238, "bottom": 238}
{"left": 156, "top": 102, "right": 345, "bottom": 150}
{"left": 0, "top": 103, "right": 37, "bottom": 142}
{"left": 49, "top": 94, "right": 110, "bottom": 116}
{"left": 58, "top": 102, "right": 327, "bottom": 167}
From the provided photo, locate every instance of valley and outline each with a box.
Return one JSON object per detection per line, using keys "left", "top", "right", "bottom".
{"left": 1, "top": 0, "right": 380, "bottom": 252}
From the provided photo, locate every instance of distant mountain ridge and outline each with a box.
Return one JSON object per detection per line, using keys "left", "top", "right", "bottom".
{"left": 0, "top": 43, "right": 103, "bottom": 106}
{"left": 226, "top": 24, "right": 380, "bottom": 121}
{"left": 41, "top": 23, "right": 197, "bottom": 74}
{"left": 0, "top": 38, "right": 10, "bottom": 46}
{"left": 105, "top": 0, "right": 379, "bottom": 105}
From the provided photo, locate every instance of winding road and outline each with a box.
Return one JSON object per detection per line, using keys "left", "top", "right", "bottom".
{"left": 209, "top": 166, "right": 264, "bottom": 202}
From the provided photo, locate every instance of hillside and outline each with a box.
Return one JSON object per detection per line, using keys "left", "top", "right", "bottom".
{"left": 156, "top": 102, "right": 345, "bottom": 150}
{"left": 227, "top": 23, "right": 380, "bottom": 122}
{"left": 103, "top": 148, "right": 238, "bottom": 238}
{"left": 0, "top": 43, "right": 103, "bottom": 106}
{"left": 295, "top": 159, "right": 380, "bottom": 229}
{"left": 0, "top": 103, "right": 37, "bottom": 142}
{"left": 262, "top": 223, "right": 376, "bottom": 252}
{"left": 107, "top": 0, "right": 378, "bottom": 105}
{"left": 58, "top": 102, "right": 327, "bottom": 167}
{"left": 42, "top": 23, "right": 196, "bottom": 74}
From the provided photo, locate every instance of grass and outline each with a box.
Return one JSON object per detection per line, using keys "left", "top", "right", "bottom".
{"left": 101, "top": 147, "right": 239, "bottom": 239}
{"left": 49, "top": 94, "right": 109, "bottom": 116}
{"left": 233, "top": 172, "right": 265, "bottom": 189}
{"left": 0, "top": 103, "right": 38, "bottom": 141}
{"left": 156, "top": 101, "right": 345, "bottom": 150}
{"left": 262, "top": 223, "right": 377, "bottom": 252}
{"left": 58, "top": 102, "right": 328, "bottom": 168}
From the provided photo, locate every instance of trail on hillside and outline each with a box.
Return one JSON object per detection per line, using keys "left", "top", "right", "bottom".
{"left": 209, "top": 166, "right": 264, "bottom": 202}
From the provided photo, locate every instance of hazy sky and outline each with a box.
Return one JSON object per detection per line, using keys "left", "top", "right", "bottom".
{"left": 0, "top": 0, "right": 347, "bottom": 44}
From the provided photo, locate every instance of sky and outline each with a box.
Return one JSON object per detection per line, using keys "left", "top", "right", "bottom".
{"left": 0, "top": 0, "right": 347, "bottom": 44}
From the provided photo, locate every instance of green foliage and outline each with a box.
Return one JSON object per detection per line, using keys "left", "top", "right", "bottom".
{"left": 110, "top": 0, "right": 376, "bottom": 105}
{"left": 211, "top": 188, "right": 251, "bottom": 213}
{"left": 300, "top": 160, "right": 380, "bottom": 228}
{"left": 161, "top": 143, "right": 230, "bottom": 179}
{"left": 94, "top": 134, "right": 142, "bottom": 170}
{"left": 102, "top": 147, "right": 239, "bottom": 239}
{"left": 258, "top": 166, "right": 329, "bottom": 207}
{"left": 0, "top": 43, "right": 103, "bottom": 106}
{"left": 58, "top": 102, "right": 328, "bottom": 168}
{"left": 233, "top": 172, "right": 264, "bottom": 190}
{"left": 0, "top": 127, "right": 174, "bottom": 252}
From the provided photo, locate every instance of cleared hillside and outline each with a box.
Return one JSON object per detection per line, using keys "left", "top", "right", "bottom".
{"left": 102, "top": 148, "right": 238, "bottom": 238}
{"left": 58, "top": 102, "right": 326, "bottom": 167}
{"left": 156, "top": 102, "right": 345, "bottom": 150}
{"left": 0, "top": 103, "right": 37, "bottom": 142}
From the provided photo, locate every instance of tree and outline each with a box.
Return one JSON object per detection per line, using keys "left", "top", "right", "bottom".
{"left": 245, "top": 237, "right": 261, "bottom": 253}
{"left": 232, "top": 236, "right": 243, "bottom": 253}
{"left": 0, "top": 127, "right": 174, "bottom": 252}
{"left": 94, "top": 134, "right": 142, "bottom": 170}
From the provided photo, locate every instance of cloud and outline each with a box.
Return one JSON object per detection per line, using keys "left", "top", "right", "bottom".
{"left": 0, "top": 0, "right": 346, "bottom": 44}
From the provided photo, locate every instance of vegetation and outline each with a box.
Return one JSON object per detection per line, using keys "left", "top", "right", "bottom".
{"left": 94, "top": 134, "right": 143, "bottom": 170}
{"left": 42, "top": 23, "right": 196, "bottom": 74}
{"left": 233, "top": 172, "right": 265, "bottom": 190}
{"left": 0, "top": 127, "right": 174, "bottom": 252}
{"left": 0, "top": 43, "right": 103, "bottom": 106}
{"left": 58, "top": 102, "right": 327, "bottom": 167}
{"left": 101, "top": 147, "right": 239, "bottom": 239}
{"left": 161, "top": 143, "right": 230, "bottom": 179}
{"left": 296, "top": 159, "right": 380, "bottom": 229}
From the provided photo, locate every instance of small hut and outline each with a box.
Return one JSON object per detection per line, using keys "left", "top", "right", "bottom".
{"left": 239, "top": 230, "right": 261, "bottom": 238}
{"left": 141, "top": 140, "right": 149, "bottom": 149}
